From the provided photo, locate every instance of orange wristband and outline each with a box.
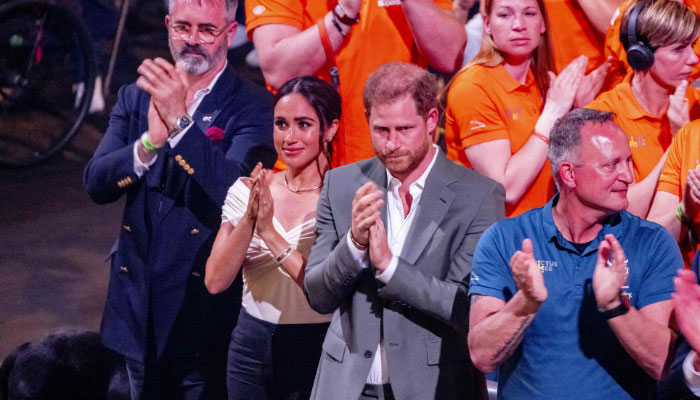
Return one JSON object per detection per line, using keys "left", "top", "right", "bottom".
{"left": 532, "top": 131, "right": 549, "bottom": 145}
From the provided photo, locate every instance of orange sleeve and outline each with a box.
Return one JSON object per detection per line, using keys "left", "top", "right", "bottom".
{"left": 446, "top": 74, "right": 509, "bottom": 149}
{"left": 245, "top": 0, "right": 306, "bottom": 39}
{"left": 657, "top": 126, "right": 686, "bottom": 196}
{"left": 434, "top": 0, "right": 452, "bottom": 10}
{"left": 584, "top": 94, "right": 614, "bottom": 112}
{"left": 603, "top": 1, "right": 629, "bottom": 91}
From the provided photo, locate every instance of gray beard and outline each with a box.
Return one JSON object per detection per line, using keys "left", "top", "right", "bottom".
{"left": 169, "top": 39, "right": 227, "bottom": 75}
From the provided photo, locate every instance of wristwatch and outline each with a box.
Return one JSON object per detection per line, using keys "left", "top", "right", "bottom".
{"left": 333, "top": 4, "right": 359, "bottom": 25}
{"left": 168, "top": 114, "right": 193, "bottom": 138}
{"left": 598, "top": 292, "right": 630, "bottom": 320}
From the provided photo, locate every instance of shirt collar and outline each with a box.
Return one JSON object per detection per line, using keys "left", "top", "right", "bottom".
{"left": 386, "top": 144, "right": 439, "bottom": 192}
{"left": 613, "top": 73, "right": 656, "bottom": 121}
{"left": 192, "top": 60, "right": 228, "bottom": 102}
{"left": 542, "top": 194, "right": 624, "bottom": 254}
{"left": 491, "top": 64, "right": 536, "bottom": 93}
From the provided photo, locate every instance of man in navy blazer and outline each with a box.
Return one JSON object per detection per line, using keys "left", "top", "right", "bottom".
{"left": 83, "top": 0, "right": 275, "bottom": 397}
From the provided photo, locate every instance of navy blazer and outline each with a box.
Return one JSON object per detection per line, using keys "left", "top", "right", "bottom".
{"left": 84, "top": 64, "right": 276, "bottom": 362}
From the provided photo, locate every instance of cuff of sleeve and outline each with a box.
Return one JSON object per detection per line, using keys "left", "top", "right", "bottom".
{"left": 346, "top": 232, "right": 368, "bottom": 267}
{"left": 167, "top": 124, "right": 193, "bottom": 148}
{"left": 375, "top": 255, "right": 398, "bottom": 284}
{"left": 683, "top": 350, "right": 700, "bottom": 395}
{"left": 133, "top": 137, "right": 157, "bottom": 177}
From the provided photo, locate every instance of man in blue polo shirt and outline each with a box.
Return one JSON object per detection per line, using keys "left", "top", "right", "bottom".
{"left": 467, "top": 108, "right": 681, "bottom": 399}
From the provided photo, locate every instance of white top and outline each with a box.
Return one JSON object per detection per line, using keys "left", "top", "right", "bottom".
{"left": 221, "top": 178, "right": 331, "bottom": 325}
{"left": 346, "top": 145, "right": 439, "bottom": 384}
{"left": 683, "top": 350, "right": 700, "bottom": 395}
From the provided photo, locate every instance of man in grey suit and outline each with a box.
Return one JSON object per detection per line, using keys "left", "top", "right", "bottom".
{"left": 303, "top": 61, "right": 505, "bottom": 400}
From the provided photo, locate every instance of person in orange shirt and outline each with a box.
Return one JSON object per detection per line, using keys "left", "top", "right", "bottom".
{"left": 545, "top": 0, "right": 623, "bottom": 73}
{"left": 604, "top": 0, "right": 700, "bottom": 90}
{"left": 445, "top": 0, "right": 590, "bottom": 217}
{"left": 587, "top": 0, "right": 700, "bottom": 217}
{"left": 245, "top": 0, "right": 465, "bottom": 167}
{"left": 648, "top": 120, "right": 700, "bottom": 267}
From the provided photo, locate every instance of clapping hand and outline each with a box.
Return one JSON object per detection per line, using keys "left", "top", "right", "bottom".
{"left": 592, "top": 234, "right": 628, "bottom": 310}
{"left": 510, "top": 239, "right": 548, "bottom": 305}
{"left": 668, "top": 79, "right": 690, "bottom": 135}
{"left": 673, "top": 268, "right": 700, "bottom": 353}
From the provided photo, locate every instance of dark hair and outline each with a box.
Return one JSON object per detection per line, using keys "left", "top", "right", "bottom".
{"left": 274, "top": 76, "right": 342, "bottom": 163}
{"left": 549, "top": 108, "right": 616, "bottom": 186}
{"left": 363, "top": 62, "right": 437, "bottom": 119}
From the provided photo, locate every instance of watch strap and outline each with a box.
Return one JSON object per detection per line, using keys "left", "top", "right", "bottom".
{"left": 333, "top": 4, "right": 359, "bottom": 25}
{"left": 599, "top": 293, "right": 630, "bottom": 320}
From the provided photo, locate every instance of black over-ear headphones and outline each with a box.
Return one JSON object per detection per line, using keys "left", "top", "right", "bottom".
{"left": 625, "top": 1, "right": 655, "bottom": 71}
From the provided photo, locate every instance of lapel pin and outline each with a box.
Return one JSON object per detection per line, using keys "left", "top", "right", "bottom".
{"left": 202, "top": 116, "right": 212, "bottom": 121}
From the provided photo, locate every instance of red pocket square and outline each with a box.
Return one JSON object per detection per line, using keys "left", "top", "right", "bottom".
{"left": 205, "top": 126, "right": 225, "bottom": 141}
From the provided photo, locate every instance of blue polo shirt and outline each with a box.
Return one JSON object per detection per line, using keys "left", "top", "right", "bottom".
{"left": 469, "top": 196, "right": 681, "bottom": 400}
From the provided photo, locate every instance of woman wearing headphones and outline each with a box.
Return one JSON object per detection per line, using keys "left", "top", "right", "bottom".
{"left": 587, "top": 0, "right": 700, "bottom": 217}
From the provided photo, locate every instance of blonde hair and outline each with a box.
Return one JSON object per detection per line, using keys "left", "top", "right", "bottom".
{"left": 621, "top": 0, "right": 700, "bottom": 52}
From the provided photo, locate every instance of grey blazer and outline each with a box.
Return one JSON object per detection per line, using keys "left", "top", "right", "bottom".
{"left": 304, "top": 150, "right": 505, "bottom": 400}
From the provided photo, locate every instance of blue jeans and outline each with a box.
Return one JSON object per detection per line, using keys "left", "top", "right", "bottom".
{"left": 227, "top": 309, "right": 329, "bottom": 400}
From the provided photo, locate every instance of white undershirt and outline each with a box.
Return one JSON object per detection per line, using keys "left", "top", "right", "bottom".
{"left": 683, "top": 350, "right": 700, "bottom": 395}
{"left": 132, "top": 61, "right": 228, "bottom": 176}
{"left": 346, "top": 145, "right": 439, "bottom": 384}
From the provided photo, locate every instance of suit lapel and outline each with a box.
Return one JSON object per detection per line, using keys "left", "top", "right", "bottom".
{"left": 191, "top": 65, "right": 238, "bottom": 134}
{"left": 400, "top": 152, "right": 455, "bottom": 265}
{"left": 152, "top": 65, "right": 238, "bottom": 224}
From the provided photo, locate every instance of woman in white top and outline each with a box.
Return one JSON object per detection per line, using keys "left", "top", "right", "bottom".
{"left": 205, "top": 76, "right": 340, "bottom": 400}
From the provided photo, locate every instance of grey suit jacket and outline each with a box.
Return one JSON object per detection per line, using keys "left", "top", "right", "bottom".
{"left": 304, "top": 150, "right": 505, "bottom": 400}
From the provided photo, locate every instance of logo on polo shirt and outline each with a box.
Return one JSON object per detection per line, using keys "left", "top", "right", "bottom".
{"left": 694, "top": 159, "right": 700, "bottom": 169}
{"left": 471, "top": 272, "right": 480, "bottom": 281}
{"left": 252, "top": 5, "right": 265, "bottom": 15}
{"left": 536, "top": 260, "right": 558, "bottom": 272}
{"left": 629, "top": 137, "right": 647, "bottom": 148}
{"left": 470, "top": 120, "right": 486, "bottom": 130}
{"left": 505, "top": 108, "right": 523, "bottom": 121}
{"left": 378, "top": 0, "right": 401, "bottom": 6}
{"left": 621, "top": 285, "right": 632, "bottom": 301}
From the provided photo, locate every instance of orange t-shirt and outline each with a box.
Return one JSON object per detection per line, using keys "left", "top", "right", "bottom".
{"left": 603, "top": 0, "right": 700, "bottom": 91}
{"left": 246, "top": 0, "right": 451, "bottom": 167}
{"left": 445, "top": 64, "right": 555, "bottom": 217}
{"left": 545, "top": 0, "right": 605, "bottom": 73}
{"left": 585, "top": 76, "right": 700, "bottom": 182}
{"left": 657, "top": 121, "right": 700, "bottom": 267}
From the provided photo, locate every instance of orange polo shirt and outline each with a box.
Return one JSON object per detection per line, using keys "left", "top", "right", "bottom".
{"left": 445, "top": 64, "right": 555, "bottom": 217}
{"left": 246, "top": 0, "right": 451, "bottom": 167}
{"left": 603, "top": 0, "right": 700, "bottom": 91}
{"left": 658, "top": 121, "right": 700, "bottom": 267}
{"left": 586, "top": 76, "right": 700, "bottom": 182}
{"left": 545, "top": 0, "right": 605, "bottom": 73}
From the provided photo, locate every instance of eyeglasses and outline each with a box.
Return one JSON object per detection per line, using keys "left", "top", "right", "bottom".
{"left": 169, "top": 23, "right": 228, "bottom": 45}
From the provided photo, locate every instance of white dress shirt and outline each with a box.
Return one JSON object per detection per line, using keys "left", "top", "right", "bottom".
{"left": 133, "top": 61, "right": 228, "bottom": 176}
{"left": 683, "top": 350, "right": 700, "bottom": 395}
{"left": 346, "top": 145, "right": 439, "bottom": 384}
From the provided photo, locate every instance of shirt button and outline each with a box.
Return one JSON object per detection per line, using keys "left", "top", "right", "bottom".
{"left": 364, "top": 350, "right": 373, "bottom": 358}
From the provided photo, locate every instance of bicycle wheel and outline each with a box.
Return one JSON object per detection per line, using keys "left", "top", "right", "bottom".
{"left": 0, "top": 0, "right": 95, "bottom": 167}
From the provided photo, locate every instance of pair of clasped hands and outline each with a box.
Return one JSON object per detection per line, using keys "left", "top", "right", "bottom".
{"left": 136, "top": 58, "right": 190, "bottom": 149}
{"left": 510, "top": 235, "right": 629, "bottom": 311}
{"left": 242, "top": 163, "right": 276, "bottom": 238}
{"left": 351, "top": 182, "right": 393, "bottom": 273}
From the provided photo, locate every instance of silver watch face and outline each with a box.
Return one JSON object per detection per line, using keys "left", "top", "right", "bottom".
{"left": 177, "top": 115, "right": 192, "bottom": 130}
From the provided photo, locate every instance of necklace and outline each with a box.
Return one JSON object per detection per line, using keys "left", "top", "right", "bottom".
{"left": 283, "top": 171, "right": 322, "bottom": 194}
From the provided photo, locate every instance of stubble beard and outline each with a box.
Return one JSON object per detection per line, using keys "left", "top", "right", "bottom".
{"left": 375, "top": 136, "right": 431, "bottom": 177}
